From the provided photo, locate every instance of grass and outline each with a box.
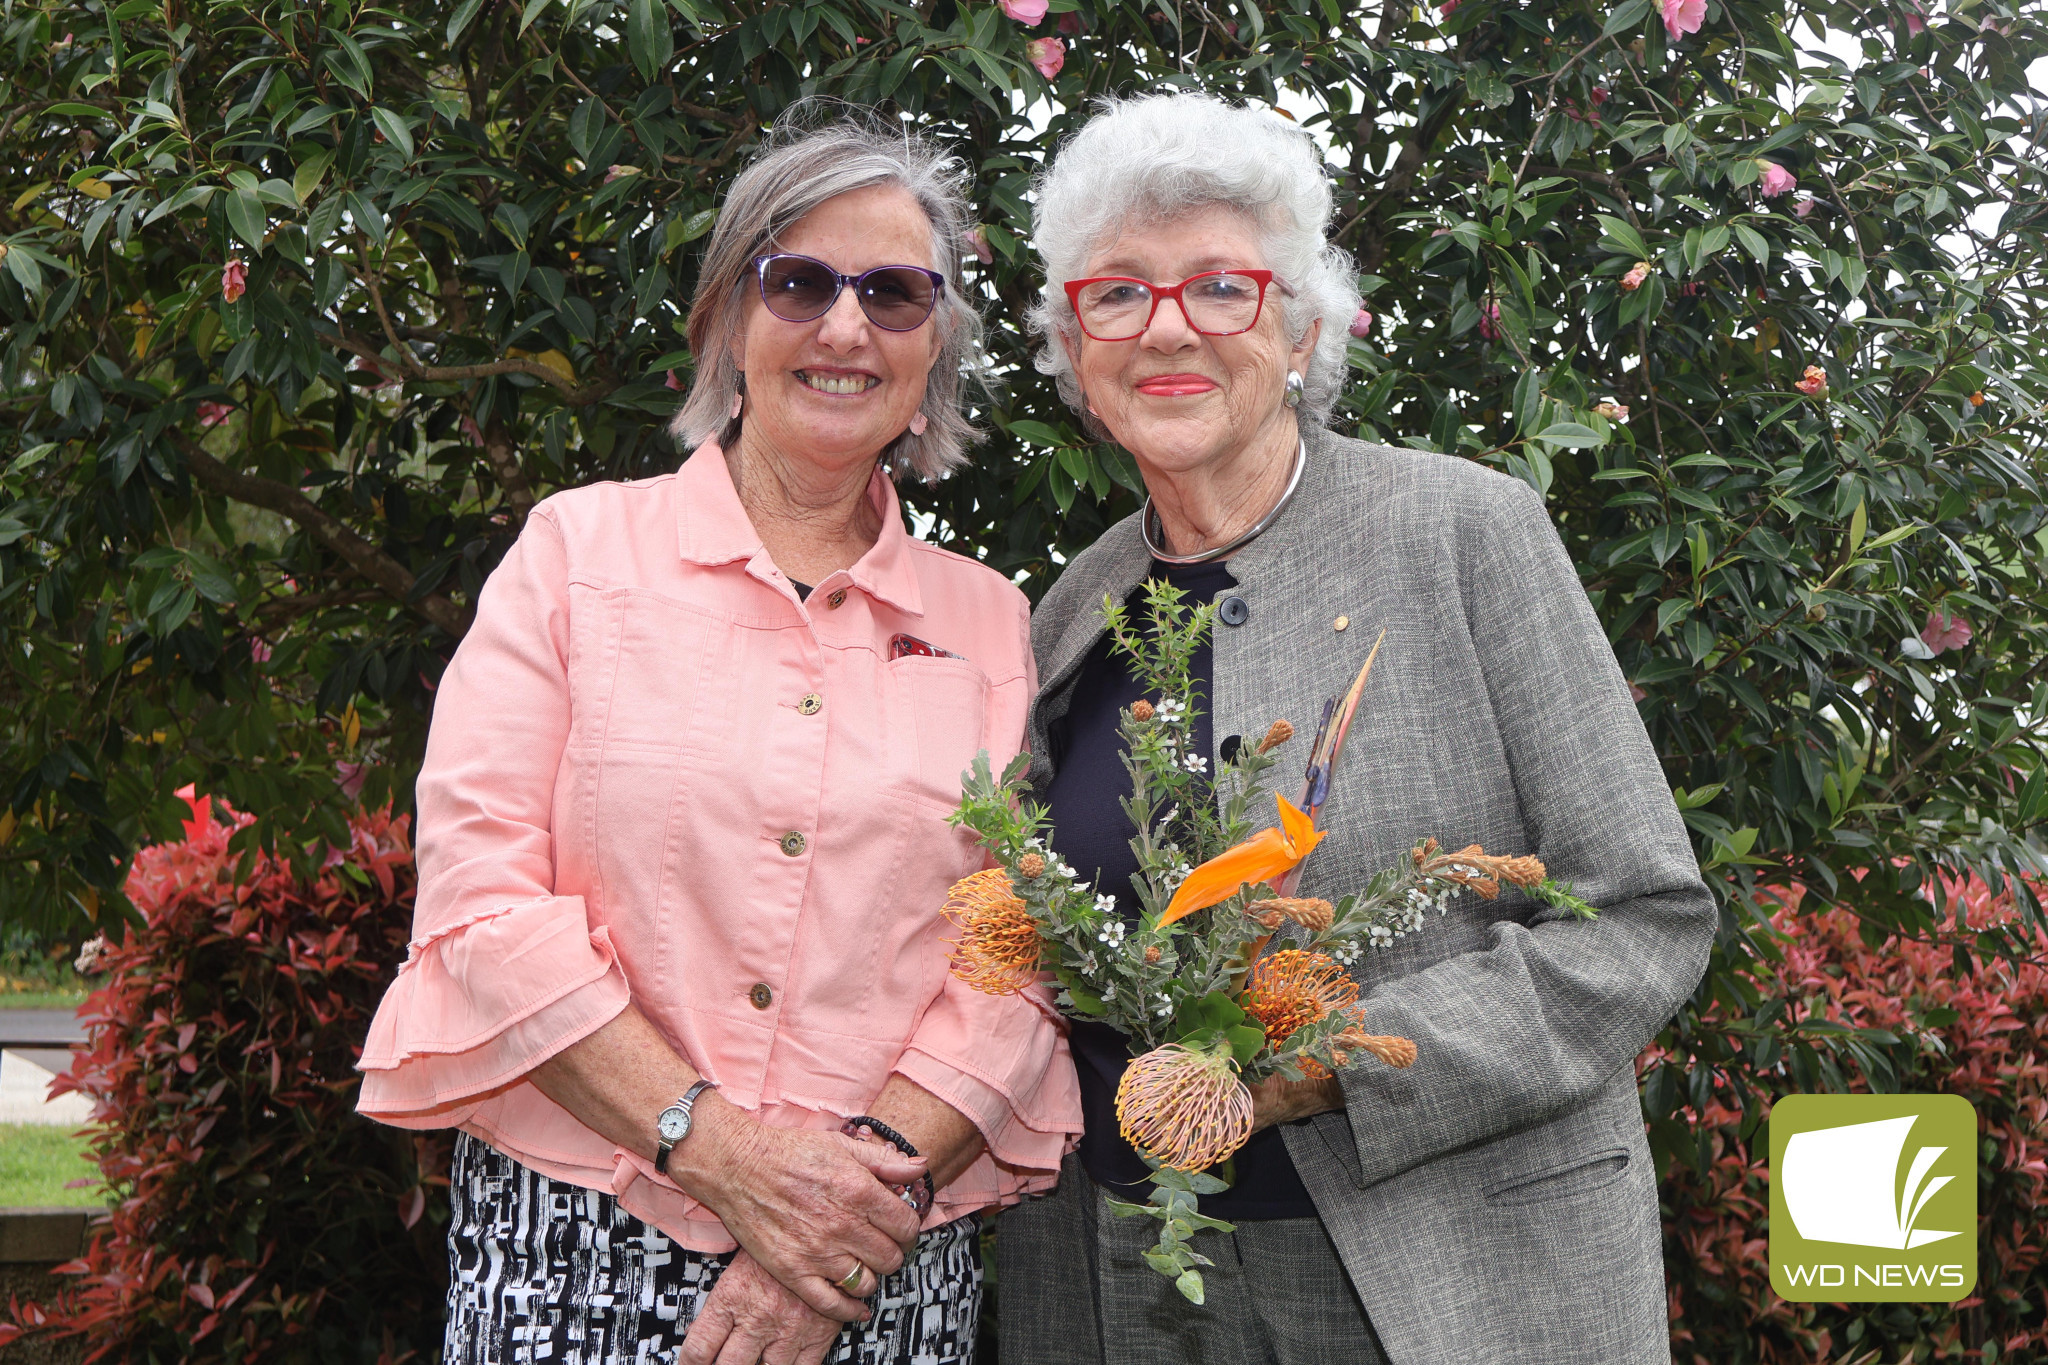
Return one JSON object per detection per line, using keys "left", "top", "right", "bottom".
{"left": 0, "top": 989, "right": 88, "bottom": 1011}
{"left": 1, "top": 950, "right": 89, "bottom": 1010}
{"left": 0, "top": 1124, "right": 103, "bottom": 1208}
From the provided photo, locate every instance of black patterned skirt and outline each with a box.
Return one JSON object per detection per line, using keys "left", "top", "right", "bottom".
{"left": 445, "top": 1132, "right": 981, "bottom": 1364}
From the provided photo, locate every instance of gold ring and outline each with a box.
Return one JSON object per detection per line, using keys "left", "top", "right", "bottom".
{"left": 836, "top": 1262, "right": 868, "bottom": 1295}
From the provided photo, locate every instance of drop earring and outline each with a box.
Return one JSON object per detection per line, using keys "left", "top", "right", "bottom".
{"left": 730, "top": 371, "right": 746, "bottom": 421}
{"left": 1283, "top": 370, "right": 1304, "bottom": 409}
{"left": 908, "top": 411, "right": 928, "bottom": 436}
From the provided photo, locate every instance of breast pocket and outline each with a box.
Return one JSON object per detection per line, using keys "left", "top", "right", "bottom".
{"left": 888, "top": 655, "right": 991, "bottom": 811}
{"left": 591, "top": 589, "right": 729, "bottom": 752}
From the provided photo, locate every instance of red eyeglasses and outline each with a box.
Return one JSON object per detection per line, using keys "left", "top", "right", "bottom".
{"left": 1063, "top": 269, "right": 1290, "bottom": 342}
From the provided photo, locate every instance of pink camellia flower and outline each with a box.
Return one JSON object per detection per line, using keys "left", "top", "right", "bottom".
{"left": 1591, "top": 86, "right": 1610, "bottom": 106}
{"left": 1757, "top": 161, "right": 1797, "bottom": 197}
{"left": 336, "top": 760, "right": 368, "bottom": 800}
{"left": 1000, "top": 0, "right": 1048, "bottom": 23}
{"left": 1026, "top": 36, "right": 1065, "bottom": 79}
{"left": 1920, "top": 609, "right": 1972, "bottom": 655}
{"left": 1348, "top": 309, "right": 1373, "bottom": 339}
{"left": 1620, "top": 260, "right": 1652, "bottom": 291}
{"left": 1058, "top": 10, "right": 1082, "bottom": 35}
{"left": 250, "top": 637, "right": 273, "bottom": 664}
{"left": 196, "top": 400, "right": 234, "bottom": 427}
{"left": 220, "top": 259, "right": 247, "bottom": 303}
{"left": 1902, "top": 3, "right": 1926, "bottom": 34}
{"left": 1431, "top": 226, "right": 1452, "bottom": 237}
{"left": 1439, "top": 0, "right": 1460, "bottom": 14}
{"left": 1660, "top": 0, "right": 1705, "bottom": 40}
{"left": 1793, "top": 195, "right": 1817, "bottom": 218}
{"left": 1795, "top": 364, "right": 1827, "bottom": 396}
{"left": 1478, "top": 300, "right": 1502, "bottom": 340}
{"left": 665, "top": 369, "right": 683, "bottom": 390}
{"left": 965, "top": 226, "right": 994, "bottom": 265}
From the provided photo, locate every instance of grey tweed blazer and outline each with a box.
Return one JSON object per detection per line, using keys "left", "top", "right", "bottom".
{"left": 997, "top": 425, "right": 1715, "bottom": 1365}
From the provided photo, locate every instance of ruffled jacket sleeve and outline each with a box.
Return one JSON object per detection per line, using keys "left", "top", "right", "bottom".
{"left": 357, "top": 507, "right": 631, "bottom": 1125}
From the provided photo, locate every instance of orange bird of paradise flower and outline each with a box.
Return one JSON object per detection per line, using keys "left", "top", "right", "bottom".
{"left": 1156, "top": 793, "right": 1325, "bottom": 928}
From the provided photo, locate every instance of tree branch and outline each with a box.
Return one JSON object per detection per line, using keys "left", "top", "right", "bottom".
{"left": 330, "top": 320, "right": 617, "bottom": 406}
{"left": 178, "top": 439, "right": 471, "bottom": 638}
{"left": 481, "top": 414, "right": 536, "bottom": 525}
{"left": 1341, "top": 92, "right": 1467, "bottom": 272}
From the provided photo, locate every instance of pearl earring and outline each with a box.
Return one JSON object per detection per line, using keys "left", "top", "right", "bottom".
{"left": 1283, "top": 370, "right": 1304, "bottom": 409}
{"left": 909, "top": 411, "right": 928, "bottom": 436}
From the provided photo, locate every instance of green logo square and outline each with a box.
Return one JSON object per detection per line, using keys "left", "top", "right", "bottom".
{"left": 1769, "top": 1093, "right": 1978, "bottom": 1303}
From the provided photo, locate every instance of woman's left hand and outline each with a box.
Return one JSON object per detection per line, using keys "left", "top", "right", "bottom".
{"left": 1247, "top": 1073, "right": 1344, "bottom": 1132}
{"left": 681, "top": 1250, "right": 846, "bottom": 1365}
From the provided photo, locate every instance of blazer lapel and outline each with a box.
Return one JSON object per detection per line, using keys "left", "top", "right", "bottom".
{"left": 1026, "top": 516, "right": 1149, "bottom": 790}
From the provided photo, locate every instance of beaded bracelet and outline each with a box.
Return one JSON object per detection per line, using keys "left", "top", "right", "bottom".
{"left": 841, "top": 1115, "right": 936, "bottom": 1218}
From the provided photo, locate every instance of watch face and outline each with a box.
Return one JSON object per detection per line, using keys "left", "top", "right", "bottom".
{"left": 657, "top": 1106, "right": 688, "bottom": 1142}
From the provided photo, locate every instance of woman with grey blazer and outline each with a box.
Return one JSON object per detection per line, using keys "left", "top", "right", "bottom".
{"left": 995, "top": 92, "right": 1716, "bottom": 1365}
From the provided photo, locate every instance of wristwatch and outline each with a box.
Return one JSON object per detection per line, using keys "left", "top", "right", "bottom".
{"left": 654, "top": 1079, "right": 717, "bottom": 1175}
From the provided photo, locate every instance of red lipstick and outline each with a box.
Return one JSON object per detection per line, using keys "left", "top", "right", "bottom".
{"left": 1134, "top": 373, "right": 1218, "bottom": 397}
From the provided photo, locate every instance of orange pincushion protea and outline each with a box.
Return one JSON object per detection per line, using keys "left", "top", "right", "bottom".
{"left": 944, "top": 868, "right": 1041, "bottom": 995}
{"left": 1115, "top": 1041, "right": 1255, "bottom": 1171}
{"left": 1241, "top": 949, "right": 1360, "bottom": 1044}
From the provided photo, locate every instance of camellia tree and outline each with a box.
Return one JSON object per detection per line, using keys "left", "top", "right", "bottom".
{"left": 1, "top": 0, "right": 2045, "bottom": 1352}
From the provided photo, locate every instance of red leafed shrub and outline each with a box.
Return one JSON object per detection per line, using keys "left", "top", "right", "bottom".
{"left": 0, "top": 789, "right": 450, "bottom": 1363}
{"left": 1657, "top": 877, "right": 2048, "bottom": 1364}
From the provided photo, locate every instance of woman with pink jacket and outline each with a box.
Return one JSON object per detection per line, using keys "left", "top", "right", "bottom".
{"left": 357, "top": 117, "right": 1080, "bottom": 1365}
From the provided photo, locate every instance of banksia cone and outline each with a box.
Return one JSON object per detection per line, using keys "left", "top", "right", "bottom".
{"left": 1115, "top": 1041, "right": 1254, "bottom": 1170}
{"left": 1337, "top": 1027, "right": 1418, "bottom": 1068}
{"left": 1255, "top": 719, "right": 1295, "bottom": 754}
{"left": 944, "top": 868, "right": 1041, "bottom": 995}
{"left": 1420, "top": 843, "right": 1546, "bottom": 899}
{"left": 1247, "top": 898, "right": 1334, "bottom": 932}
{"left": 1016, "top": 852, "right": 1046, "bottom": 878}
{"left": 1269, "top": 897, "right": 1335, "bottom": 932}
{"left": 1130, "top": 699, "right": 1155, "bottom": 722}
{"left": 1241, "top": 949, "right": 1359, "bottom": 1043}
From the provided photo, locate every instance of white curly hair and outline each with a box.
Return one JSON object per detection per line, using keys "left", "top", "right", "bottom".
{"left": 1027, "top": 93, "right": 1361, "bottom": 431}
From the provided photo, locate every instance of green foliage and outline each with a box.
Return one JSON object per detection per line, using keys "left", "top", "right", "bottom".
{"left": 0, "top": 0, "right": 2044, "bottom": 1351}
{"left": 1, "top": 795, "right": 446, "bottom": 1361}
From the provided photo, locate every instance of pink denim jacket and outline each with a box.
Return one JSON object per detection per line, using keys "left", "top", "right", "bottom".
{"left": 357, "top": 444, "right": 1080, "bottom": 1250}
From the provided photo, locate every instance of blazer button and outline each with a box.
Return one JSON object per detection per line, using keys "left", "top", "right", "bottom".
{"left": 1218, "top": 595, "right": 1251, "bottom": 627}
{"left": 797, "top": 692, "right": 823, "bottom": 715}
{"left": 827, "top": 589, "right": 848, "bottom": 609}
{"left": 749, "top": 983, "right": 773, "bottom": 1010}
{"left": 780, "top": 831, "right": 807, "bottom": 857}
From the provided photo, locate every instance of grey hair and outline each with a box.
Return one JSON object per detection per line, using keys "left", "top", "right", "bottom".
{"left": 1026, "top": 93, "right": 1362, "bottom": 431}
{"left": 670, "top": 109, "right": 984, "bottom": 482}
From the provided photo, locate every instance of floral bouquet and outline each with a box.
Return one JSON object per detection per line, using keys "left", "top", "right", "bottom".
{"left": 944, "top": 581, "right": 1596, "bottom": 1302}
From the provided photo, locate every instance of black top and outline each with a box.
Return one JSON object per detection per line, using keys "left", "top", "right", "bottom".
{"left": 1042, "top": 558, "right": 1317, "bottom": 1220}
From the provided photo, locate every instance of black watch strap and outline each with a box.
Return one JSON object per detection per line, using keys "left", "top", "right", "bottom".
{"left": 841, "top": 1115, "right": 935, "bottom": 1218}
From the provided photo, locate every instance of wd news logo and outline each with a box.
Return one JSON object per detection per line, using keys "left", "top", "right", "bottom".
{"left": 1769, "top": 1094, "right": 1977, "bottom": 1302}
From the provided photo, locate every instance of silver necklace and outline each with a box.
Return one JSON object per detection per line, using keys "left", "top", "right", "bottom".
{"left": 1140, "top": 439, "right": 1307, "bottom": 565}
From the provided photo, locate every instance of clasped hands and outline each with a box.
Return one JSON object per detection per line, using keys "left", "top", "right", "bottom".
{"left": 673, "top": 1102, "right": 927, "bottom": 1365}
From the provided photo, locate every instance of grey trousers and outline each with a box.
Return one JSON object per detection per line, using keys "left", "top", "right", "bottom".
{"left": 996, "top": 1155, "right": 1390, "bottom": 1365}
